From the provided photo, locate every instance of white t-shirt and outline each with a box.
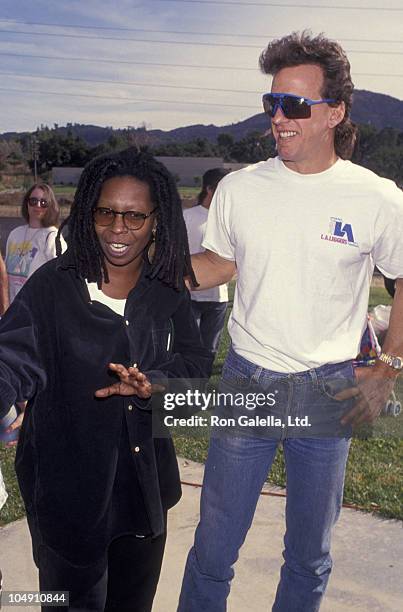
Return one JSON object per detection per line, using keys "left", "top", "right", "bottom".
{"left": 86, "top": 281, "right": 126, "bottom": 316}
{"left": 183, "top": 205, "right": 228, "bottom": 303}
{"left": 5, "top": 225, "right": 65, "bottom": 302}
{"left": 203, "top": 156, "right": 403, "bottom": 372}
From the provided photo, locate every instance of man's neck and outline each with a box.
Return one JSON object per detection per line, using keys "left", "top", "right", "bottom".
{"left": 282, "top": 152, "right": 339, "bottom": 175}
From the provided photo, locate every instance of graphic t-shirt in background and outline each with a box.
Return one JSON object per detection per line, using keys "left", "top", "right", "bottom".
{"left": 5, "top": 225, "right": 61, "bottom": 302}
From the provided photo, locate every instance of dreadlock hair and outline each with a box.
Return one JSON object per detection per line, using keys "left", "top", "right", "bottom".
{"left": 259, "top": 31, "right": 357, "bottom": 160}
{"left": 57, "top": 148, "right": 196, "bottom": 290}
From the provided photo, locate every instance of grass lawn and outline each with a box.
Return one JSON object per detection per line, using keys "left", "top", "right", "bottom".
{"left": 50, "top": 186, "right": 198, "bottom": 198}
{"left": 52, "top": 185, "right": 77, "bottom": 196}
{"left": 1, "top": 283, "right": 402, "bottom": 525}
{"left": 178, "top": 187, "right": 199, "bottom": 198}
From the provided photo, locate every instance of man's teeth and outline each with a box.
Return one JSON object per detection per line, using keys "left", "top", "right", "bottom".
{"left": 279, "top": 131, "right": 297, "bottom": 138}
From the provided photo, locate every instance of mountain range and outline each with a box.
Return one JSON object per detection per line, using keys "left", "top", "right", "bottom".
{"left": 2, "top": 89, "right": 403, "bottom": 145}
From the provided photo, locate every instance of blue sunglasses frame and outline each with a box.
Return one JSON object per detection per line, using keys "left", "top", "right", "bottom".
{"left": 262, "top": 93, "right": 336, "bottom": 119}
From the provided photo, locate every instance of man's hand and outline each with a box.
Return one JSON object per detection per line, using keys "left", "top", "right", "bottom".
{"left": 95, "top": 363, "right": 164, "bottom": 399}
{"left": 338, "top": 364, "right": 397, "bottom": 427}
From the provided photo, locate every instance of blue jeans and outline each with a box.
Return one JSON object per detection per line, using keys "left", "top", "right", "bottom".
{"left": 178, "top": 348, "right": 353, "bottom": 612}
{"left": 191, "top": 301, "right": 227, "bottom": 355}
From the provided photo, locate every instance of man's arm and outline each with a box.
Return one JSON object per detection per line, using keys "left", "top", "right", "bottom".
{"left": 340, "top": 278, "right": 403, "bottom": 426}
{"left": 0, "top": 253, "right": 9, "bottom": 315}
{"left": 191, "top": 250, "right": 236, "bottom": 291}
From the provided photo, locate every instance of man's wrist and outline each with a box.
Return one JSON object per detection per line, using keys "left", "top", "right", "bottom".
{"left": 374, "top": 357, "right": 401, "bottom": 378}
{"left": 379, "top": 351, "right": 403, "bottom": 370}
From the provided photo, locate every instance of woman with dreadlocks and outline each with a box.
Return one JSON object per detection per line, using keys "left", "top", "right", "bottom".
{"left": 0, "top": 148, "right": 212, "bottom": 611}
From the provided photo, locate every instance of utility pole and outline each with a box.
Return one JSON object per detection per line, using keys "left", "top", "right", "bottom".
{"left": 31, "top": 137, "right": 39, "bottom": 182}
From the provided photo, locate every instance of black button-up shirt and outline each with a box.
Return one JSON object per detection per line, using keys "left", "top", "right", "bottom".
{"left": 0, "top": 253, "right": 212, "bottom": 564}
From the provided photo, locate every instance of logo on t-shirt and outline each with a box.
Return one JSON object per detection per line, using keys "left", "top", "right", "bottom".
{"left": 321, "top": 217, "right": 358, "bottom": 247}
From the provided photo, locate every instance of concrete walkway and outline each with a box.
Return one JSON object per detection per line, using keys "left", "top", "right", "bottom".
{"left": 0, "top": 457, "right": 402, "bottom": 611}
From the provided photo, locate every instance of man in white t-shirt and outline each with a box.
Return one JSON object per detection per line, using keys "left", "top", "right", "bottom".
{"left": 179, "top": 32, "right": 403, "bottom": 611}
{"left": 184, "top": 169, "right": 229, "bottom": 370}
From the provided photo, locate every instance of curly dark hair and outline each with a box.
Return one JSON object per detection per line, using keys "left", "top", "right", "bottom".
{"left": 21, "top": 183, "right": 60, "bottom": 227}
{"left": 259, "top": 31, "right": 357, "bottom": 159}
{"left": 57, "top": 148, "right": 196, "bottom": 290}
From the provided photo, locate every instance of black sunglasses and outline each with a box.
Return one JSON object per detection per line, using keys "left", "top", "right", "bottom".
{"left": 93, "top": 206, "right": 158, "bottom": 230}
{"left": 262, "top": 93, "right": 336, "bottom": 119}
{"left": 28, "top": 196, "right": 49, "bottom": 208}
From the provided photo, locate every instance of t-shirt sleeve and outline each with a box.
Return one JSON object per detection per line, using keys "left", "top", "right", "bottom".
{"left": 202, "top": 183, "right": 235, "bottom": 261}
{"left": 44, "top": 229, "right": 58, "bottom": 260}
{"left": 372, "top": 183, "right": 403, "bottom": 279}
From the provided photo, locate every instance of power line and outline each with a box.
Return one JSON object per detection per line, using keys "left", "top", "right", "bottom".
{"left": 358, "top": 73, "right": 403, "bottom": 78}
{"left": 0, "top": 51, "right": 257, "bottom": 72}
{"left": 149, "top": 0, "right": 403, "bottom": 10}
{"left": 0, "top": 28, "right": 260, "bottom": 48}
{"left": 0, "top": 86, "right": 258, "bottom": 110}
{"left": 0, "top": 70, "right": 261, "bottom": 95}
{"left": 0, "top": 19, "right": 275, "bottom": 39}
{"left": 1, "top": 28, "right": 403, "bottom": 54}
{"left": 0, "top": 18, "right": 401, "bottom": 44}
{"left": 2, "top": 51, "right": 403, "bottom": 79}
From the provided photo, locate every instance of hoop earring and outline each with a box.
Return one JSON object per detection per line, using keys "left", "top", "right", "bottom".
{"left": 147, "top": 227, "right": 157, "bottom": 264}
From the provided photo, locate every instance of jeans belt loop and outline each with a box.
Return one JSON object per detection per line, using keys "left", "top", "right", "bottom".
{"left": 251, "top": 366, "right": 263, "bottom": 384}
{"left": 309, "top": 367, "right": 319, "bottom": 389}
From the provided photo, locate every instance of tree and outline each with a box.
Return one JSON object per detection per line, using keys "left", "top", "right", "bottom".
{"left": 217, "top": 133, "right": 234, "bottom": 160}
{"left": 229, "top": 131, "right": 275, "bottom": 163}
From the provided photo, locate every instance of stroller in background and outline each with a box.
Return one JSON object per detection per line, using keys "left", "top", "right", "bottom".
{"left": 355, "top": 311, "right": 401, "bottom": 417}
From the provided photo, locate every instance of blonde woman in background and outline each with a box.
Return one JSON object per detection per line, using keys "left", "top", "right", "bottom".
{"left": 5, "top": 183, "right": 64, "bottom": 303}
{"left": 4, "top": 184, "right": 65, "bottom": 428}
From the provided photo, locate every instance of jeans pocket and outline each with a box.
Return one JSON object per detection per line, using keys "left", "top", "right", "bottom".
{"left": 221, "top": 361, "right": 251, "bottom": 390}
{"left": 317, "top": 363, "right": 355, "bottom": 402}
{"left": 318, "top": 379, "right": 348, "bottom": 402}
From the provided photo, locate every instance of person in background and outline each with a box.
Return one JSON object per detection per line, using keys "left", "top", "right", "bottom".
{"left": 0, "top": 461, "right": 6, "bottom": 598}
{"left": 5, "top": 183, "right": 64, "bottom": 303}
{"left": 0, "top": 250, "right": 8, "bottom": 596}
{"left": 0, "top": 256, "right": 10, "bottom": 526}
{"left": 0, "top": 252, "right": 8, "bottom": 314}
{"left": 0, "top": 148, "right": 211, "bottom": 612}
{"left": 183, "top": 168, "right": 229, "bottom": 372}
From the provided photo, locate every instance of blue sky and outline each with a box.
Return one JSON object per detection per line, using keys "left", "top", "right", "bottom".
{"left": 0, "top": 0, "right": 402, "bottom": 133}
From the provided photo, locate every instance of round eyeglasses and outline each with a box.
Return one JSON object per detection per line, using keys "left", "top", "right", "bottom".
{"left": 93, "top": 206, "right": 158, "bottom": 230}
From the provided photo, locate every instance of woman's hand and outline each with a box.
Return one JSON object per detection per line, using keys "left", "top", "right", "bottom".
{"left": 95, "top": 363, "right": 163, "bottom": 399}
{"left": 5, "top": 401, "right": 27, "bottom": 447}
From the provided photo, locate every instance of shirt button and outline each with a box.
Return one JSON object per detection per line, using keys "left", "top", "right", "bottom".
{"left": 128, "top": 405, "right": 133, "bottom": 411}
{"left": 133, "top": 446, "right": 140, "bottom": 453}
{"left": 125, "top": 320, "right": 130, "bottom": 326}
